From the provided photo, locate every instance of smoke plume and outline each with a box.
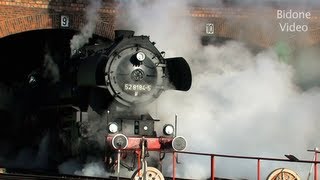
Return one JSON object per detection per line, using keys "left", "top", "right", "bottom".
{"left": 116, "top": 0, "right": 320, "bottom": 179}
{"left": 70, "top": 0, "right": 102, "bottom": 55}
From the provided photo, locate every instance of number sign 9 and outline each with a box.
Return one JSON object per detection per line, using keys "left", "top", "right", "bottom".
{"left": 61, "top": 15, "right": 69, "bottom": 28}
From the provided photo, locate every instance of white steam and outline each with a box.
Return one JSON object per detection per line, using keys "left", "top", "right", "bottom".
{"left": 58, "top": 157, "right": 133, "bottom": 178}
{"left": 59, "top": 1, "right": 105, "bottom": 176}
{"left": 75, "top": 161, "right": 107, "bottom": 177}
{"left": 116, "top": 0, "right": 320, "bottom": 179}
{"left": 43, "top": 52, "right": 60, "bottom": 83}
{"left": 59, "top": 159, "right": 110, "bottom": 178}
{"left": 154, "top": 46, "right": 320, "bottom": 179}
{"left": 70, "top": 0, "right": 102, "bottom": 55}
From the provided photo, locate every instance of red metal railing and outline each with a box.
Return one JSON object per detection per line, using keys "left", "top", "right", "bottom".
{"left": 171, "top": 151, "right": 320, "bottom": 180}
{"left": 117, "top": 149, "right": 319, "bottom": 179}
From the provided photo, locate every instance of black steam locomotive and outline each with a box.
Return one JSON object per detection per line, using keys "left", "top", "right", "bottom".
{"left": 69, "top": 30, "right": 192, "bottom": 178}
{"left": 2, "top": 30, "right": 192, "bottom": 178}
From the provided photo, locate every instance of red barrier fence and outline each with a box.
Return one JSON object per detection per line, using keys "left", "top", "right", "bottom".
{"left": 117, "top": 149, "right": 320, "bottom": 179}
{"left": 172, "top": 150, "right": 320, "bottom": 180}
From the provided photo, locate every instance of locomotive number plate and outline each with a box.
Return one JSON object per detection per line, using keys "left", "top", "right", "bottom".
{"left": 124, "top": 84, "right": 152, "bottom": 91}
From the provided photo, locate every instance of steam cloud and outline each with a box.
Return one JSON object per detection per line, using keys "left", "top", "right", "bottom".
{"left": 70, "top": 0, "right": 102, "bottom": 55}
{"left": 59, "top": 0, "right": 107, "bottom": 176}
{"left": 59, "top": 158, "right": 110, "bottom": 178}
{"left": 116, "top": 0, "right": 320, "bottom": 179}
{"left": 43, "top": 52, "right": 60, "bottom": 83}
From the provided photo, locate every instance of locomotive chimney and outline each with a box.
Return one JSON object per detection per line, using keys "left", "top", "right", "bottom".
{"left": 114, "top": 30, "right": 135, "bottom": 40}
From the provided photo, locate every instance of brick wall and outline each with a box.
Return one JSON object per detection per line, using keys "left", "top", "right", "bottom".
{"left": 0, "top": 0, "right": 116, "bottom": 10}
{"left": 0, "top": 1, "right": 319, "bottom": 47}
{"left": 0, "top": 0, "right": 116, "bottom": 39}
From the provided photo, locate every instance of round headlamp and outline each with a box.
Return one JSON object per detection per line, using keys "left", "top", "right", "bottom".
{"left": 108, "top": 122, "right": 118, "bottom": 133}
{"left": 163, "top": 124, "right": 174, "bottom": 136}
{"left": 136, "top": 52, "right": 146, "bottom": 61}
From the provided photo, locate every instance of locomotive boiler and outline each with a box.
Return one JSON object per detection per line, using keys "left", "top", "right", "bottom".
{"left": 74, "top": 30, "right": 191, "bottom": 106}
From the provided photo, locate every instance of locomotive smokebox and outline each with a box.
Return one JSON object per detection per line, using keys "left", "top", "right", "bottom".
{"left": 75, "top": 30, "right": 192, "bottom": 107}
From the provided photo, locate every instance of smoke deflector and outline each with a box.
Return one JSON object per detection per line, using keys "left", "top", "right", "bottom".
{"left": 166, "top": 57, "right": 192, "bottom": 91}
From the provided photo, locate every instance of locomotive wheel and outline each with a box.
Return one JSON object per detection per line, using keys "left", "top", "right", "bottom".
{"left": 267, "top": 168, "right": 301, "bottom": 180}
{"left": 131, "top": 167, "right": 164, "bottom": 180}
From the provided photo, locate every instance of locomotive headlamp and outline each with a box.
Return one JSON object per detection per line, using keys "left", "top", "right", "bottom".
{"left": 163, "top": 124, "right": 174, "bottom": 135}
{"left": 29, "top": 76, "right": 36, "bottom": 84}
{"left": 136, "top": 52, "right": 146, "bottom": 61}
{"left": 108, "top": 122, "right": 119, "bottom": 133}
{"left": 143, "top": 126, "right": 148, "bottom": 131}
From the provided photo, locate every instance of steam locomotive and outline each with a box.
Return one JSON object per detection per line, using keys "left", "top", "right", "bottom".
{"left": 1, "top": 30, "right": 191, "bottom": 178}
{"left": 69, "top": 30, "right": 192, "bottom": 178}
